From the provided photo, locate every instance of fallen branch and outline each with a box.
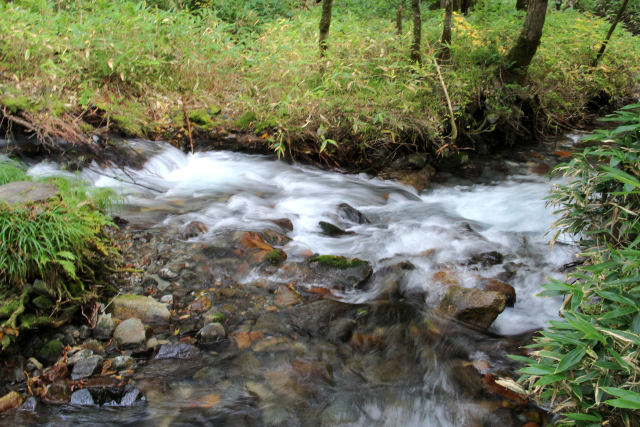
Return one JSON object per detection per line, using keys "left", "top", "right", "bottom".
{"left": 181, "top": 96, "right": 194, "bottom": 154}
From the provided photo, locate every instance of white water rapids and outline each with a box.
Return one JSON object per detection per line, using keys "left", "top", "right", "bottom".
{"left": 29, "top": 140, "right": 577, "bottom": 336}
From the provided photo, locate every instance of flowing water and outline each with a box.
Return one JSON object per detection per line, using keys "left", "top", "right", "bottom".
{"left": 17, "top": 139, "right": 580, "bottom": 426}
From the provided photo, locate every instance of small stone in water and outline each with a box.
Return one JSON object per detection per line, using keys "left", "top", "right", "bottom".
{"left": 70, "top": 389, "right": 94, "bottom": 406}
{"left": 199, "top": 322, "right": 226, "bottom": 345}
{"left": 155, "top": 342, "right": 201, "bottom": 360}
{"left": 119, "top": 388, "right": 141, "bottom": 406}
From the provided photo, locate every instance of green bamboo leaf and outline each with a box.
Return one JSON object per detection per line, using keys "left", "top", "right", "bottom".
{"left": 605, "top": 398, "right": 640, "bottom": 410}
{"left": 600, "top": 165, "right": 640, "bottom": 189}
{"left": 564, "top": 413, "right": 601, "bottom": 422}
{"left": 556, "top": 347, "right": 586, "bottom": 373}
{"left": 534, "top": 373, "right": 567, "bottom": 387}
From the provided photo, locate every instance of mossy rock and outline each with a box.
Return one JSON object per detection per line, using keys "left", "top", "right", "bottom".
{"left": 39, "top": 339, "right": 64, "bottom": 365}
{"left": 234, "top": 111, "right": 257, "bottom": 129}
{"left": 309, "top": 255, "right": 367, "bottom": 269}
{"left": 263, "top": 249, "right": 287, "bottom": 265}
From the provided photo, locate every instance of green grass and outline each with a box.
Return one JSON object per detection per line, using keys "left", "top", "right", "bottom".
{"left": 0, "top": 0, "right": 639, "bottom": 164}
{"left": 0, "top": 159, "right": 119, "bottom": 349}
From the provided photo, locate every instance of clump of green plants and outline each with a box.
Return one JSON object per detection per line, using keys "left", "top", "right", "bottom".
{"left": 0, "top": 160, "right": 120, "bottom": 349}
{"left": 513, "top": 103, "right": 640, "bottom": 425}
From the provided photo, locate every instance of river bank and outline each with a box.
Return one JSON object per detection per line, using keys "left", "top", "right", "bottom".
{"left": 1, "top": 1, "right": 639, "bottom": 172}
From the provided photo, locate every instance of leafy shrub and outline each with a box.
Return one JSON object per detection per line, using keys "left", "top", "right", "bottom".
{"left": 515, "top": 103, "right": 640, "bottom": 425}
{"left": 0, "top": 161, "right": 119, "bottom": 349}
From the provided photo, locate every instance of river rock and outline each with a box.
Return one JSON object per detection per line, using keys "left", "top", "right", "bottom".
{"left": 112, "top": 355, "right": 136, "bottom": 371}
{"left": 246, "top": 381, "right": 275, "bottom": 401}
{"left": 113, "top": 318, "right": 146, "bottom": 348}
{"left": 285, "top": 300, "right": 355, "bottom": 337}
{"left": 93, "top": 313, "right": 114, "bottom": 340}
{"left": 270, "top": 218, "right": 294, "bottom": 232}
{"left": 111, "top": 295, "right": 171, "bottom": 325}
{"left": 67, "top": 349, "right": 94, "bottom": 367}
{"left": 319, "top": 221, "right": 354, "bottom": 237}
{"left": 288, "top": 256, "right": 372, "bottom": 291}
{"left": 338, "top": 203, "right": 370, "bottom": 224}
{"left": 468, "top": 251, "right": 504, "bottom": 267}
{"left": 38, "top": 339, "right": 64, "bottom": 366}
{"left": 20, "top": 397, "right": 37, "bottom": 412}
{"left": 0, "top": 391, "right": 23, "bottom": 412}
{"left": 71, "top": 356, "right": 103, "bottom": 380}
{"left": 260, "top": 229, "right": 292, "bottom": 247}
{"left": 183, "top": 220, "right": 209, "bottom": 239}
{"left": 481, "top": 278, "right": 516, "bottom": 307}
{"left": 198, "top": 322, "right": 226, "bottom": 346}
{"left": 0, "top": 181, "right": 58, "bottom": 205}
{"left": 155, "top": 342, "right": 201, "bottom": 360}
{"left": 274, "top": 285, "right": 301, "bottom": 307}
{"left": 70, "top": 389, "right": 95, "bottom": 406}
{"left": 438, "top": 286, "right": 506, "bottom": 329}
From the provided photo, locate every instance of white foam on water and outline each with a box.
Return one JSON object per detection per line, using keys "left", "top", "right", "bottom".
{"left": 28, "top": 141, "right": 578, "bottom": 335}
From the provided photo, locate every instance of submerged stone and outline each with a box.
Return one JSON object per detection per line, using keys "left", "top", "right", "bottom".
{"left": 70, "top": 389, "right": 94, "bottom": 406}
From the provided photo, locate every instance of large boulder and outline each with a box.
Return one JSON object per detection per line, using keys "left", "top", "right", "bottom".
{"left": 111, "top": 295, "right": 171, "bottom": 325}
{"left": 438, "top": 286, "right": 506, "bottom": 329}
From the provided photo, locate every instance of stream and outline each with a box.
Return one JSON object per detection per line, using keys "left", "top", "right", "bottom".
{"left": 12, "top": 137, "right": 580, "bottom": 426}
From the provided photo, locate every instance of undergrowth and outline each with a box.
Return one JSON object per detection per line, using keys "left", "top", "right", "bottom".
{"left": 0, "top": 160, "right": 119, "bottom": 349}
{"left": 0, "top": 1, "right": 638, "bottom": 166}
{"left": 511, "top": 103, "right": 640, "bottom": 425}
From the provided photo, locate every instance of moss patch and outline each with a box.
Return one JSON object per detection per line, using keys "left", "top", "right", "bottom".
{"left": 309, "top": 255, "right": 367, "bottom": 269}
{"left": 1, "top": 96, "right": 33, "bottom": 114}
{"left": 263, "top": 249, "right": 287, "bottom": 265}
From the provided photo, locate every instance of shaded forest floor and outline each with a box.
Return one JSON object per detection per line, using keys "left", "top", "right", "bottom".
{"left": 1, "top": 0, "right": 639, "bottom": 171}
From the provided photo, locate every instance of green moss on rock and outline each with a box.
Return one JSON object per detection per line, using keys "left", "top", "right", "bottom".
{"left": 263, "top": 249, "right": 287, "bottom": 265}
{"left": 39, "top": 339, "right": 64, "bottom": 365}
{"left": 309, "top": 255, "right": 367, "bottom": 269}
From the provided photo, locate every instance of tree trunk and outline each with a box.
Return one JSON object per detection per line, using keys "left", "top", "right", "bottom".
{"left": 319, "top": 0, "right": 334, "bottom": 57}
{"left": 593, "top": 0, "right": 629, "bottom": 66}
{"left": 411, "top": 0, "right": 422, "bottom": 63}
{"left": 461, "top": 0, "right": 475, "bottom": 14}
{"left": 505, "top": 0, "right": 548, "bottom": 84}
{"left": 396, "top": 5, "right": 403, "bottom": 35}
{"left": 555, "top": 0, "right": 562, "bottom": 10}
{"left": 439, "top": 0, "right": 453, "bottom": 61}
{"left": 516, "top": 0, "right": 528, "bottom": 11}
